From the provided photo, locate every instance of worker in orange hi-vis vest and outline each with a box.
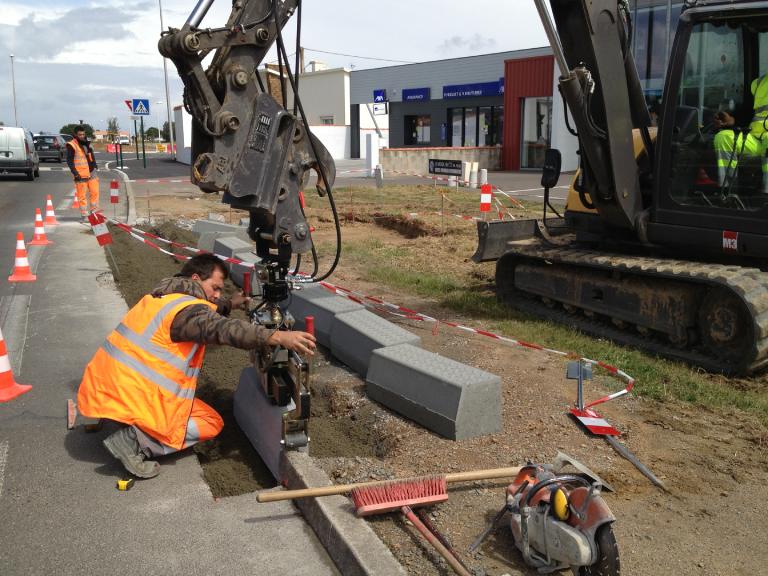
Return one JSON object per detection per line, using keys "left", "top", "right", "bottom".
{"left": 66, "top": 125, "right": 100, "bottom": 222}
{"left": 77, "top": 254, "right": 316, "bottom": 479}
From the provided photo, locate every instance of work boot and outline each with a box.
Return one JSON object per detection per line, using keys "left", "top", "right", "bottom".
{"left": 102, "top": 426, "right": 160, "bottom": 479}
{"left": 80, "top": 213, "right": 88, "bottom": 223}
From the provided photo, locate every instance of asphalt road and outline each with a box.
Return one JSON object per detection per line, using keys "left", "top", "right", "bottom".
{"left": 0, "top": 168, "right": 338, "bottom": 575}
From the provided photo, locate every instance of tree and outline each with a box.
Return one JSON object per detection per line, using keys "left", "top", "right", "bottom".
{"left": 161, "top": 120, "right": 176, "bottom": 142}
{"left": 60, "top": 123, "right": 95, "bottom": 138}
{"left": 145, "top": 127, "right": 160, "bottom": 140}
{"left": 107, "top": 117, "right": 119, "bottom": 141}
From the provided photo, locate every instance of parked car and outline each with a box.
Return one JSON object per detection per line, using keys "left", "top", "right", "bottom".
{"left": 0, "top": 126, "right": 40, "bottom": 180}
{"left": 59, "top": 133, "right": 73, "bottom": 143}
{"left": 118, "top": 135, "right": 130, "bottom": 145}
{"left": 33, "top": 134, "right": 66, "bottom": 163}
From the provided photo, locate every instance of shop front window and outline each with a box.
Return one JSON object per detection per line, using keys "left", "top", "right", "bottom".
{"left": 521, "top": 97, "right": 552, "bottom": 169}
{"left": 492, "top": 105, "right": 504, "bottom": 146}
{"left": 478, "top": 107, "right": 492, "bottom": 146}
{"left": 464, "top": 107, "right": 477, "bottom": 146}
{"left": 632, "top": 1, "right": 684, "bottom": 108}
{"left": 448, "top": 106, "right": 503, "bottom": 147}
{"left": 451, "top": 108, "right": 463, "bottom": 147}
{"left": 404, "top": 115, "right": 431, "bottom": 145}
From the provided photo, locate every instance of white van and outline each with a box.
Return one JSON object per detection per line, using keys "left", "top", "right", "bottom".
{"left": 0, "top": 127, "right": 40, "bottom": 180}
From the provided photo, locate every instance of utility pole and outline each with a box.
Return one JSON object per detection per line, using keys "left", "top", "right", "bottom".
{"left": 158, "top": 0, "right": 176, "bottom": 160}
{"left": 9, "top": 54, "right": 18, "bottom": 126}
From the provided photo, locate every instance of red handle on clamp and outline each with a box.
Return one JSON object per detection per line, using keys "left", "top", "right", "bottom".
{"left": 243, "top": 272, "right": 251, "bottom": 296}
{"left": 305, "top": 315, "right": 315, "bottom": 336}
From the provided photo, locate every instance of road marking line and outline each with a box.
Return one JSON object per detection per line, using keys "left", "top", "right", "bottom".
{"left": 0, "top": 440, "right": 8, "bottom": 500}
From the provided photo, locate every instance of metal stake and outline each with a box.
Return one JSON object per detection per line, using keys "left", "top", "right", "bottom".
{"left": 604, "top": 435, "right": 667, "bottom": 491}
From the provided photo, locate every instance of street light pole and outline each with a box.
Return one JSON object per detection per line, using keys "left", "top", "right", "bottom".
{"left": 155, "top": 100, "right": 163, "bottom": 143}
{"left": 9, "top": 54, "right": 18, "bottom": 126}
{"left": 158, "top": 0, "right": 176, "bottom": 160}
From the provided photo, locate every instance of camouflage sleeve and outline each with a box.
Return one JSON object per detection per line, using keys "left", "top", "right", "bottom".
{"left": 216, "top": 298, "right": 232, "bottom": 317}
{"left": 170, "top": 304, "right": 275, "bottom": 350}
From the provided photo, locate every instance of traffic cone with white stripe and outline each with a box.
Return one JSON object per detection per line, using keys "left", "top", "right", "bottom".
{"left": 44, "top": 194, "right": 58, "bottom": 226}
{"left": 0, "top": 326, "right": 31, "bottom": 402}
{"left": 29, "top": 208, "right": 53, "bottom": 246}
{"left": 72, "top": 190, "right": 80, "bottom": 211}
{"left": 8, "top": 232, "right": 36, "bottom": 283}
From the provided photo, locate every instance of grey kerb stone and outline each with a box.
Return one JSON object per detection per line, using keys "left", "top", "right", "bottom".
{"left": 330, "top": 309, "right": 421, "bottom": 377}
{"left": 366, "top": 343, "right": 502, "bottom": 440}
{"left": 286, "top": 285, "right": 363, "bottom": 347}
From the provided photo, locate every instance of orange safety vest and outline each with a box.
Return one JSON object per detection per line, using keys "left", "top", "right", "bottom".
{"left": 66, "top": 138, "right": 94, "bottom": 179}
{"left": 78, "top": 293, "right": 216, "bottom": 449}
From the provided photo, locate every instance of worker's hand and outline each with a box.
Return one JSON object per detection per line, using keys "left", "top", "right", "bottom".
{"left": 714, "top": 111, "right": 735, "bottom": 129}
{"left": 268, "top": 330, "right": 316, "bottom": 356}
{"left": 229, "top": 292, "right": 251, "bottom": 310}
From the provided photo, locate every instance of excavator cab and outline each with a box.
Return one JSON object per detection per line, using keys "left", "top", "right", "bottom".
{"left": 474, "top": 1, "right": 768, "bottom": 375}
{"left": 652, "top": 4, "right": 768, "bottom": 256}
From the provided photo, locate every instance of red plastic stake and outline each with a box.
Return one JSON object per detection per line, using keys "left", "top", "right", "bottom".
{"left": 243, "top": 272, "right": 251, "bottom": 296}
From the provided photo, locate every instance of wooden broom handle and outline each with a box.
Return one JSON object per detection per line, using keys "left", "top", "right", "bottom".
{"left": 257, "top": 466, "right": 522, "bottom": 503}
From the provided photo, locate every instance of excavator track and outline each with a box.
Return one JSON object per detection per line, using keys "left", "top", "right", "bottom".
{"left": 496, "top": 241, "right": 768, "bottom": 375}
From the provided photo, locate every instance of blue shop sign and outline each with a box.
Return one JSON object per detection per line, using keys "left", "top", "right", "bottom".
{"left": 373, "top": 89, "right": 387, "bottom": 103}
{"left": 402, "top": 87, "right": 431, "bottom": 101}
{"left": 442, "top": 81, "right": 503, "bottom": 99}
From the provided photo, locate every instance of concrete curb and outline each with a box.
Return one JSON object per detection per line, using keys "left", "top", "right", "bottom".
{"left": 281, "top": 451, "right": 407, "bottom": 576}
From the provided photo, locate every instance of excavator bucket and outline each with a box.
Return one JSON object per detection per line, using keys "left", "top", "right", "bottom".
{"left": 471, "top": 219, "right": 540, "bottom": 263}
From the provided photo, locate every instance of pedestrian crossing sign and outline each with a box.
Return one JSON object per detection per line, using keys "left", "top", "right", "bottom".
{"left": 132, "top": 99, "right": 150, "bottom": 115}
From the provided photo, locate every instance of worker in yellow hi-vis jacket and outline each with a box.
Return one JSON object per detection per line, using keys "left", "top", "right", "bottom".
{"left": 713, "top": 74, "right": 768, "bottom": 191}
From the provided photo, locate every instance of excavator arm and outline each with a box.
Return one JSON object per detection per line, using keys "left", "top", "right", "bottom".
{"left": 158, "top": 0, "right": 335, "bottom": 256}
{"left": 536, "top": 0, "right": 653, "bottom": 233}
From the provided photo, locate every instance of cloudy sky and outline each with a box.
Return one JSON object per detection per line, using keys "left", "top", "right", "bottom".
{"left": 0, "top": 0, "right": 548, "bottom": 133}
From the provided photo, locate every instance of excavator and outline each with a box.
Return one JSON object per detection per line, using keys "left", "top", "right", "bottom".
{"left": 474, "top": 0, "right": 768, "bottom": 376}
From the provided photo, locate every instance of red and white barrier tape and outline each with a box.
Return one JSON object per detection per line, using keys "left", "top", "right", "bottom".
{"left": 105, "top": 217, "right": 636, "bottom": 399}
{"left": 317, "top": 281, "right": 636, "bottom": 399}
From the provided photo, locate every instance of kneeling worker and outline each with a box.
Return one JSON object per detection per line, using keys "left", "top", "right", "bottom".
{"left": 77, "top": 253, "right": 316, "bottom": 479}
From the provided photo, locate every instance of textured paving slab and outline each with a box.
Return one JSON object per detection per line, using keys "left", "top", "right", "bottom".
{"left": 286, "top": 286, "right": 363, "bottom": 347}
{"left": 330, "top": 309, "right": 421, "bottom": 377}
{"left": 366, "top": 343, "right": 502, "bottom": 440}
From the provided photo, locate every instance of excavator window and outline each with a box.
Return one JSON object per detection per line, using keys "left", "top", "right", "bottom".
{"left": 667, "top": 19, "right": 768, "bottom": 213}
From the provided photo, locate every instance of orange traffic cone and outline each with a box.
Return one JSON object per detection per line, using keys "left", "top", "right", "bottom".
{"left": 8, "top": 232, "right": 36, "bottom": 282}
{"left": 29, "top": 208, "right": 53, "bottom": 246}
{"left": 72, "top": 190, "right": 80, "bottom": 211}
{"left": 44, "top": 194, "right": 58, "bottom": 226}
{"left": 0, "top": 326, "right": 31, "bottom": 402}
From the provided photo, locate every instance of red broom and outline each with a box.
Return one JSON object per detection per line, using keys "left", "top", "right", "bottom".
{"left": 258, "top": 466, "right": 522, "bottom": 576}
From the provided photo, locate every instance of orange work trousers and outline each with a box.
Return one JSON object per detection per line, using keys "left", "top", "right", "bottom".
{"left": 75, "top": 177, "right": 100, "bottom": 214}
{"left": 134, "top": 397, "right": 224, "bottom": 457}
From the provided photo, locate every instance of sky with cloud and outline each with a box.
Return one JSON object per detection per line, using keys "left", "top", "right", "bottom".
{"left": 0, "top": 0, "right": 547, "bottom": 133}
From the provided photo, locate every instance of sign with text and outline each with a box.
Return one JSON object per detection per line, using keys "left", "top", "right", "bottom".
{"left": 372, "top": 102, "right": 388, "bottom": 115}
{"left": 373, "top": 89, "right": 387, "bottom": 103}
{"left": 131, "top": 99, "right": 150, "bottom": 115}
{"left": 403, "top": 87, "right": 430, "bottom": 102}
{"left": 443, "top": 80, "right": 503, "bottom": 99}
{"left": 428, "top": 158, "right": 462, "bottom": 176}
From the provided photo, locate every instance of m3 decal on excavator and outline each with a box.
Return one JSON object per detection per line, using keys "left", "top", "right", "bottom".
{"left": 723, "top": 230, "right": 739, "bottom": 253}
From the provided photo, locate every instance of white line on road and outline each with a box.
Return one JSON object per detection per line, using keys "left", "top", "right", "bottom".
{"left": 0, "top": 440, "right": 8, "bottom": 500}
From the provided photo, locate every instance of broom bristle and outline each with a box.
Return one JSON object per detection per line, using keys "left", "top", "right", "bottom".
{"left": 351, "top": 475, "right": 448, "bottom": 516}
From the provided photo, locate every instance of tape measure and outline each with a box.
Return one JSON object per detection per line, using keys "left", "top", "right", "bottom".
{"left": 116, "top": 478, "right": 135, "bottom": 491}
